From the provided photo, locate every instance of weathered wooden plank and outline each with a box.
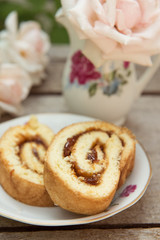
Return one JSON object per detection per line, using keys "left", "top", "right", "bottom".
{"left": 49, "top": 45, "right": 69, "bottom": 59}
{"left": 136, "top": 65, "right": 160, "bottom": 93}
{"left": 22, "top": 95, "right": 69, "bottom": 115}
{"left": 31, "top": 59, "right": 63, "bottom": 93}
{"left": 31, "top": 45, "right": 160, "bottom": 94}
{"left": 0, "top": 95, "right": 159, "bottom": 227}
{"left": 0, "top": 96, "right": 69, "bottom": 123}
{"left": 0, "top": 228, "right": 159, "bottom": 240}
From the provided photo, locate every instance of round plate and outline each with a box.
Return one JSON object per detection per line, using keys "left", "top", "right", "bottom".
{"left": 0, "top": 113, "right": 152, "bottom": 226}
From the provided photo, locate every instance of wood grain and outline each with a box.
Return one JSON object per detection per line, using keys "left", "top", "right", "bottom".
{"left": 0, "top": 228, "right": 159, "bottom": 240}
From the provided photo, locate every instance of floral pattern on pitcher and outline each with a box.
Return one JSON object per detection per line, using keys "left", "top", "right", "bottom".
{"left": 105, "top": 184, "right": 137, "bottom": 210}
{"left": 69, "top": 50, "right": 132, "bottom": 97}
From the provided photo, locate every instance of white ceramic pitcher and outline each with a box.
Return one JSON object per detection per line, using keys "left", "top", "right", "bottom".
{"left": 56, "top": 9, "right": 160, "bottom": 125}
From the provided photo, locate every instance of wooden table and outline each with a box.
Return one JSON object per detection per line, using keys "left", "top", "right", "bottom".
{"left": 0, "top": 46, "right": 160, "bottom": 240}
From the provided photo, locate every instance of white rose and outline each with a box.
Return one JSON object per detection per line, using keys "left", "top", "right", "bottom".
{"left": 0, "top": 12, "right": 50, "bottom": 85}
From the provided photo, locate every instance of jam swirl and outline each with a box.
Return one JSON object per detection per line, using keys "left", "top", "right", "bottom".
{"left": 18, "top": 135, "right": 47, "bottom": 174}
{"left": 63, "top": 130, "right": 111, "bottom": 185}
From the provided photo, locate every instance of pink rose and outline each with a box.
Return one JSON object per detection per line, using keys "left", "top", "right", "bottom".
{"left": 0, "top": 64, "right": 31, "bottom": 107}
{"left": 0, "top": 12, "right": 50, "bottom": 85}
{"left": 60, "top": 0, "right": 160, "bottom": 67}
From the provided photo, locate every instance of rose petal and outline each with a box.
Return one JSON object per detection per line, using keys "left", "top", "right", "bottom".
{"left": 5, "top": 11, "right": 17, "bottom": 36}
{"left": 0, "top": 64, "right": 31, "bottom": 104}
{"left": 138, "top": 0, "right": 160, "bottom": 24}
{"left": 134, "top": 15, "right": 160, "bottom": 39}
{"left": 102, "top": 48, "right": 152, "bottom": 66}
{"left": 91, "top": 0, "right": 109, "bottom": 25}
{"left": 116, "top": 0, "right": 142, "bottom": 31}
{"left": 69, "top": 0, "right": 98, "bottom": 39}
{"left": 116, "top": 9, "right": 127, "bottom": 32}
{"left": 0, "top": 79, "right": 22, "bottom": 104}
{"left": 19, "top": 22, "right": 50, "bottom": 53}
{"left": 85, "top": 41, "right": 152, "bottom": 66}
{"left": 61, "top": 0, "right": 77, "bottom": 12}
{"left": 103, "top": 0, "right": 117, "bottom": 27}
{"left": 0, "top": 101, "right": 22, "bottom": 115}
{"left": 94, "top": 21, "right": 139, "bottom": 45}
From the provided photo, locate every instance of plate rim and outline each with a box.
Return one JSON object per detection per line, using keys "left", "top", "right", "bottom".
{"left": 0, "top": 113, "right": 152, "bottom": 226}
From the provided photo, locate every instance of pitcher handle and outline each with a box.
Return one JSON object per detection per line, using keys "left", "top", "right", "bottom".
{"left": 136, "top": 54, "right": 160, "bottom": 98}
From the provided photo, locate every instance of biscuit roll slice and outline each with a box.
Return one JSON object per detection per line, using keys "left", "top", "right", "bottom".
{"left": 44, "top": 121, "right": 123, "bottom": 215}
{"left": 118, "top": 127, "right": 136, "bottom": 187}
{"left": 0, "top": 116, "right": 54, "bottom": 206}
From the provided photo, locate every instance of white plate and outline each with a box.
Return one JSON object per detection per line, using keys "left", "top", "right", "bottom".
{"left": 0, "top": 113, "right": 152, "bottom": 226}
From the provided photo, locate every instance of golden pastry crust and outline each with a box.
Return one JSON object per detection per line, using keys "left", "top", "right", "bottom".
{"left": 117, "top": 127, "right": 136, "bottom": 187}
{"left": 44, "top": 121, "right": 136, "bottom": 215}
{"left": 0, "top": 116, "right": 54, "bottom": 206}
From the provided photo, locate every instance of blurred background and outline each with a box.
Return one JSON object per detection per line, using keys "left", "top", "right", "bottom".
{"left": 0, "top": 0, "right": 69, "bottom": 44}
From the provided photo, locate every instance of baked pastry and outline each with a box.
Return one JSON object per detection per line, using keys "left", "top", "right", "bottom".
{"left": 117, "top": 127, "right": 136, "bottom": 187}
{"left": 44, "top": 121, "right": 136, "bottom": 215}
{"left": 0, "top": 116, "right": 54, "bottom": 206}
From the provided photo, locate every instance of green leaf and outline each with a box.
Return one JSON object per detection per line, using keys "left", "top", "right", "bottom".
{"left": 127, "top": 70, "right": 132, "bottom": 77}
{"left": 88, "top": 83, "right": 98, "bottom": 97}
{"left": 121, "top": 80, "right": 128, "bottom": 85}
{"left": 108, "top": 70, "right": 116, "bottom": 82}
{"left": 50, "top": 23, "right": 69, "bottom": 43}
{"left": 117, "top": 73, "right": 124, "bottom": 79}
{"left": 54, "top": 0, "right": 62, "bottom": 9}
{"left": 27, "top": 0, "right": 46, "bottom": 9}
